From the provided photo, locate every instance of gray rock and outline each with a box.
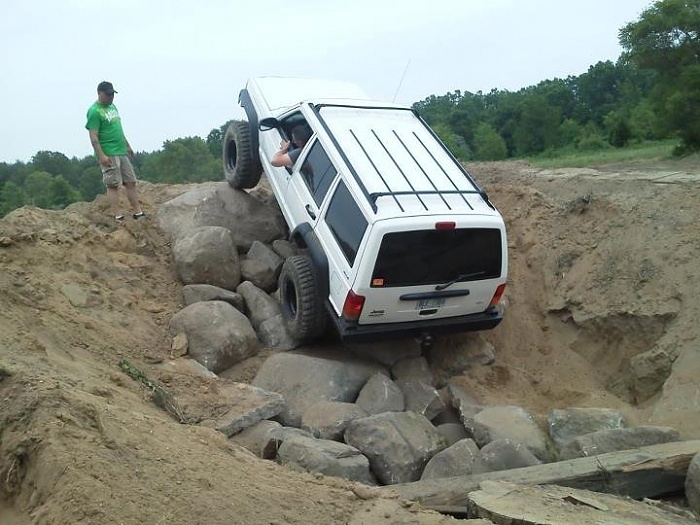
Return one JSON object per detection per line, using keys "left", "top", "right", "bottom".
{"left": 471, "top": 438, "right": 542, "bottom": 474}
{"left": 466, "top": 406, "right": 553, "bottom": 462}
{"left": 686, "top": 452, "right": 700, "bottom": 516}
{"left": 240, "top": 257, "right": 277, "bottom": 293}
{"left": 257, "top": 314, "right": 299, "bottom": 351}
{"left": 396, "top": 378, "right": 446, "bottom": 421}
{"left": 277, "top": 434, "right": 375, "bottom": 485}
{"left": 355, "top": 373, "right": 404, "bottom": 415}
{"left": 348, "top": 340, "right": 421, "bottom": 367}
{"left": 229, "top": 419, "right": 283, "bottom": 459}
{"left": 548, "top": 407, "right": 626, "bottom": 450}
{"left": 301, "top": 401, "right": 368, "bottom": 441}
{"left": 247, "top": 241, "right": 284, "bottom": 276}
{"left": 447, "top": 383, "right": 484, "bottom": 421}
{"left": 392, "top": 356, "right": 435, "bottom": 387}
{"left": 181, "top": 284, "right": 244, "bottom": 312}
{"left": 559, "top": 425, "right": 681, "bottom": 460}
{"left": 271, "top": 239, "right": 301, "bottom": 260}
{"left": 158, "top": 182, "right": 286, "bottom": 249}
{"left": 251, "top": 350, "right": 384, "bottom": 427}
{"left": 436, "top": 422, "right": 470, "bottom": 447}
{"left": 429, "top": 334, "right": 496, "bottom": 379}
{"left": 420, "top": 438, "right": 480, "bottom": 480}
{"left": 630, "top": 348, "right": 673, "bottom": 403}
{"left": 344, "top": 411, "right": 447, "bottom": 485}
{"left": 168, "top": 301, "right": 259, "bottom": 373}
{"left": 236, "top": 281, "right": 281, "bottom": 331}
{"left": 173, "top": 226, "right": 241, "bottom": 290}
{"left": 193, "top": 382, "right": 284, "bottom": 437}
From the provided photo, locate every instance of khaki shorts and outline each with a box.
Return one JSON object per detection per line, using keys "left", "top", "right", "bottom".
{"left": 101, "top": 155, "right": 137, "bottom": 188}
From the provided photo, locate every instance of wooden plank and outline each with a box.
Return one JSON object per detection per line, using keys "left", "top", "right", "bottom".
{"left": 465, "top": 481, "right": 697, "bottom": 525}
{"left": 383, "top": 439, "right": 700, "bottom": 509}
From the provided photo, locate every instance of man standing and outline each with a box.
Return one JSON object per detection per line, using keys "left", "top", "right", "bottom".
{"left": 86, "top": 81, "right": 144, "bottom": 223}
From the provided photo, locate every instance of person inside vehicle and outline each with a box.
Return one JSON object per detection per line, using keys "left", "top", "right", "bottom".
{"left": 271, "top": 124, "right": 312, "bottom": 168}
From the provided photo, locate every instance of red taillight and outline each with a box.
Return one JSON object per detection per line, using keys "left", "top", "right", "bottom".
{"left": 342, "top": 290, "right": 365, "bottom": 321}
{"left": 435, "top": 221, "right": 456, "bottom": 230}
{"left": 489, "top": 283, "right": 506, "bottom": 307}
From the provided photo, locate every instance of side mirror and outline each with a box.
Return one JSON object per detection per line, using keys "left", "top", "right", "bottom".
{"left": 259, "top": 117, "right": 280, "bottom": 131}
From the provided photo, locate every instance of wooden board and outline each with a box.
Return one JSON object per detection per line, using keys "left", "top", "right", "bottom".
{"left": 384, "top": 439, "right": 700, "bottom": 509}
{"left": 465, "top": 481, "right": 697, "bottom": 525}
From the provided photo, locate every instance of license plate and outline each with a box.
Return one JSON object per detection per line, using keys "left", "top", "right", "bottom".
{"left": 416, "top": 298, "right": 446, "bottom": 310}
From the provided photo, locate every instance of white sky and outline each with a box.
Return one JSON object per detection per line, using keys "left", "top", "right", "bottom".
{"left": 0, "top": 0, "right": 651, "bottom": 163}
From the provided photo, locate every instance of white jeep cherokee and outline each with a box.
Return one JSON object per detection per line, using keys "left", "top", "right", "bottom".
{"left": 224, "top": 77, "right": 507, "bottom": 349}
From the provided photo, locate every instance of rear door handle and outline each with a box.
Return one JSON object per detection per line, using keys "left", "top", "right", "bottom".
{"left": 305, "top": 204, "right": 316, "bottom": 220}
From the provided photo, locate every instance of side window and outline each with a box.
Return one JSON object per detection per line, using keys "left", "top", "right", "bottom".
{"left": 325, "top": 181, "right": 368, "bottom": 266}
{"left": 299, "top": 141, "right": 337, "bottom": 205}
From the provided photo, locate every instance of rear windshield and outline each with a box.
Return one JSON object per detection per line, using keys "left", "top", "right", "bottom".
{"left": 371, "top": 228, "right": 502, "bottom": 288}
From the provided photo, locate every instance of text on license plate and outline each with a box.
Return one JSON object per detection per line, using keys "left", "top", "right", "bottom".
{"left": 416, "top": 298, "right": 446, "bottom": 310}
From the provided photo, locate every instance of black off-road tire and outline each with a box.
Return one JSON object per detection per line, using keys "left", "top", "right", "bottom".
{"left": 223, "top": 121, "right": 262, "bottom": 189}
{"left": 278, "top": 255, "right": 326, "bottom": 342}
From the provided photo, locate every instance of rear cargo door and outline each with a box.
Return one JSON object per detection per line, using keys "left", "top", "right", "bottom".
{"left": 353, "top": 219, "right": 507, "bottom": 325}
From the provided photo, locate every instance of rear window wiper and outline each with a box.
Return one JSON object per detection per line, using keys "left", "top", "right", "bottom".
{"left": 435, "top": 271, "right": 486, "bottom": 291}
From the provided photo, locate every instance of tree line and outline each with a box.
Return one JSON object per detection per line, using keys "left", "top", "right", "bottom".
{"left": 1, "top": 0, "right": 697, "bottom": 217}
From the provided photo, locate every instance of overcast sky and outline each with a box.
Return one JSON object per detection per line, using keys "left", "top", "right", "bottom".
{"left": 0, "top": 0, "right": 651, "bottom": 163}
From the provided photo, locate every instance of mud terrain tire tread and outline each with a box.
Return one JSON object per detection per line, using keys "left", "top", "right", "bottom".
{"left": 223, "top": 121, "right": 262, "bottom": 189}
{"left": 278, "top": 255, "right": 326, "bottom": 341}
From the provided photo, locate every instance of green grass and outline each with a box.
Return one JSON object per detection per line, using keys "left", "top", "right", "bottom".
{"left": 528, "top": 140, "right": 680, "bottom": 169}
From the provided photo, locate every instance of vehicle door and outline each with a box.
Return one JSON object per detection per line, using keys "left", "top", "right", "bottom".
{"left": 285, "top": 137, "right": 338, "bottom": 230}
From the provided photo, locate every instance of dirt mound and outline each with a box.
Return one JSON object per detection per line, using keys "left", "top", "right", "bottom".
{"left": 1, "top": 161, "right": 698, "bottom": 523}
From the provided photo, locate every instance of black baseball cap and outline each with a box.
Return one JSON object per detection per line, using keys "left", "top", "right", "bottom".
{"left": 97, "top": 81, "right": 117, "bottom": 94}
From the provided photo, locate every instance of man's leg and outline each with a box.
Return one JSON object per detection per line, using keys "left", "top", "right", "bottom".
{"left": 120, "top": 156, "right": 143, "bottom": 215}
{"left": 106, "top": 186, "right": 121, "bottom": 216}
{"left": 124, "top": 182, "right": 143, "bottom": 214}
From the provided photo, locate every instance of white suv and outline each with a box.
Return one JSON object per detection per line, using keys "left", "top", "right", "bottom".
{"left": 224, "top": 77, "right": 507, "bottom": 349}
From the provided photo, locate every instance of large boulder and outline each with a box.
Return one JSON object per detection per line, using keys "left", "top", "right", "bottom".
{"left": 420, "top": 438, "right": 480, "bottom": 480}
{"left": 355, "top": 373, "right": 404, "bottom": 415}
{"left": 345, "top": 411, "right": 447, "bottom": 485}
{"left": 559, "top": 425, "right": 681, "bottom": 460}
{"left": 471, "top": 439, "right": 541, "bottom": 474}
{"left": 173, "top": 226, "right": 240, "bottom": 290}
{"left": 251, "top": 350, "right": 384, "bottom": 427}
{"left": 277, "top": 434, "right": 375, "bottom": 485}
{"left": 168, "top": 301, "right": 259, "bottom": 373}
{"left": 548, "top": 407, "right": 626, "bottom": 451}
{"left": 465, "top": 406, "right": 553, "bottom": 462}
{"left": 158, "top": 182, "right": 287, "bottom": 249}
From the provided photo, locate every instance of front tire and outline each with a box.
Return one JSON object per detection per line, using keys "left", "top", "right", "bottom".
{"left": 223, "top": 121, "right": 262, "bottom": 189}
{"left": 278, "top": 255, "right": 326, "bottom": 341}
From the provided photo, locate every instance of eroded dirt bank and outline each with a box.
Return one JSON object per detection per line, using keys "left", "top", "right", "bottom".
{"left": 0, "top": 159, "right": 698, "bottom": 523}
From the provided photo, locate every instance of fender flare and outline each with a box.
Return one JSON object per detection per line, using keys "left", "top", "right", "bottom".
{"left": 238, "top": 89, "right": 260, "bottom": 160}
{"left": 290, "top": 223, "right": 329, "bottom": 299}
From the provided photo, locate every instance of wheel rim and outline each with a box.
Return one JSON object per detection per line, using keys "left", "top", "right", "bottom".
{"left": 226, "top": 141, "right": 238, "bottom": 170}
{"left": 284, "top": 279, "right": 298, "bottom": 317}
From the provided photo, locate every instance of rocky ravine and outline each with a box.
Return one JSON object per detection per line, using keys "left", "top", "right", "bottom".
{"left": 0, "top": 159, "right": 699, "bottom": 523}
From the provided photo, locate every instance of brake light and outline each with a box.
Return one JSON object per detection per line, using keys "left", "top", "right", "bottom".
{"left": 489, "top": 284, "right": 506, "bottom": 307}
{"left": 342, "top": 290, "right": 365, "bottom": 321}
{"left": 435, "top": 221, "right": 455, "bottom": 230}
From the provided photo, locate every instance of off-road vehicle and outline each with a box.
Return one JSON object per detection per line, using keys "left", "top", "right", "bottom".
{"left": 224, "top": 77, "right": 507, "bottom": 349}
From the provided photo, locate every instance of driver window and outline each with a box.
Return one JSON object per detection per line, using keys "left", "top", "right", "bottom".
{"left": 299, "top": 141, "right": 337, "bottom": 206}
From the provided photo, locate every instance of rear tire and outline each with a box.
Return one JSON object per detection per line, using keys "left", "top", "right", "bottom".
{"left": 223, "top": 121, "right": 262, "bottom": 189}
{"left": 278, "top": 255, "right": 326, "bottom": 342}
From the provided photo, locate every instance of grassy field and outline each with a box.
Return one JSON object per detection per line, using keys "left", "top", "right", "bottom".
{"left": 528, "top": 140, "right": 680, "bottom": 168}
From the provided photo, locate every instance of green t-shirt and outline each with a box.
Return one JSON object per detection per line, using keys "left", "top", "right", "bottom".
{"left": 85, "top": 102, "right": 127, "bottom": 156}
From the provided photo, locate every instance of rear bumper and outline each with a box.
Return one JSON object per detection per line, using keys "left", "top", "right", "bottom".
{"left": 328, "top": 306, "right": 502, "bottom": 343}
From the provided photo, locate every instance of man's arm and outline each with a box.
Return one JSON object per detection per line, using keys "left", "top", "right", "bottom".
{"left": 88, "top": 129, "right": 111, "bottom": 167}
{"left": 271, "top": 140, "right": 293, "bottom": 168}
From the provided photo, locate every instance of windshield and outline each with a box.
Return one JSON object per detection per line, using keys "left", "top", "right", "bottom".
{"left": 371, "top": 228, "right": 502, "bottom": 288}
